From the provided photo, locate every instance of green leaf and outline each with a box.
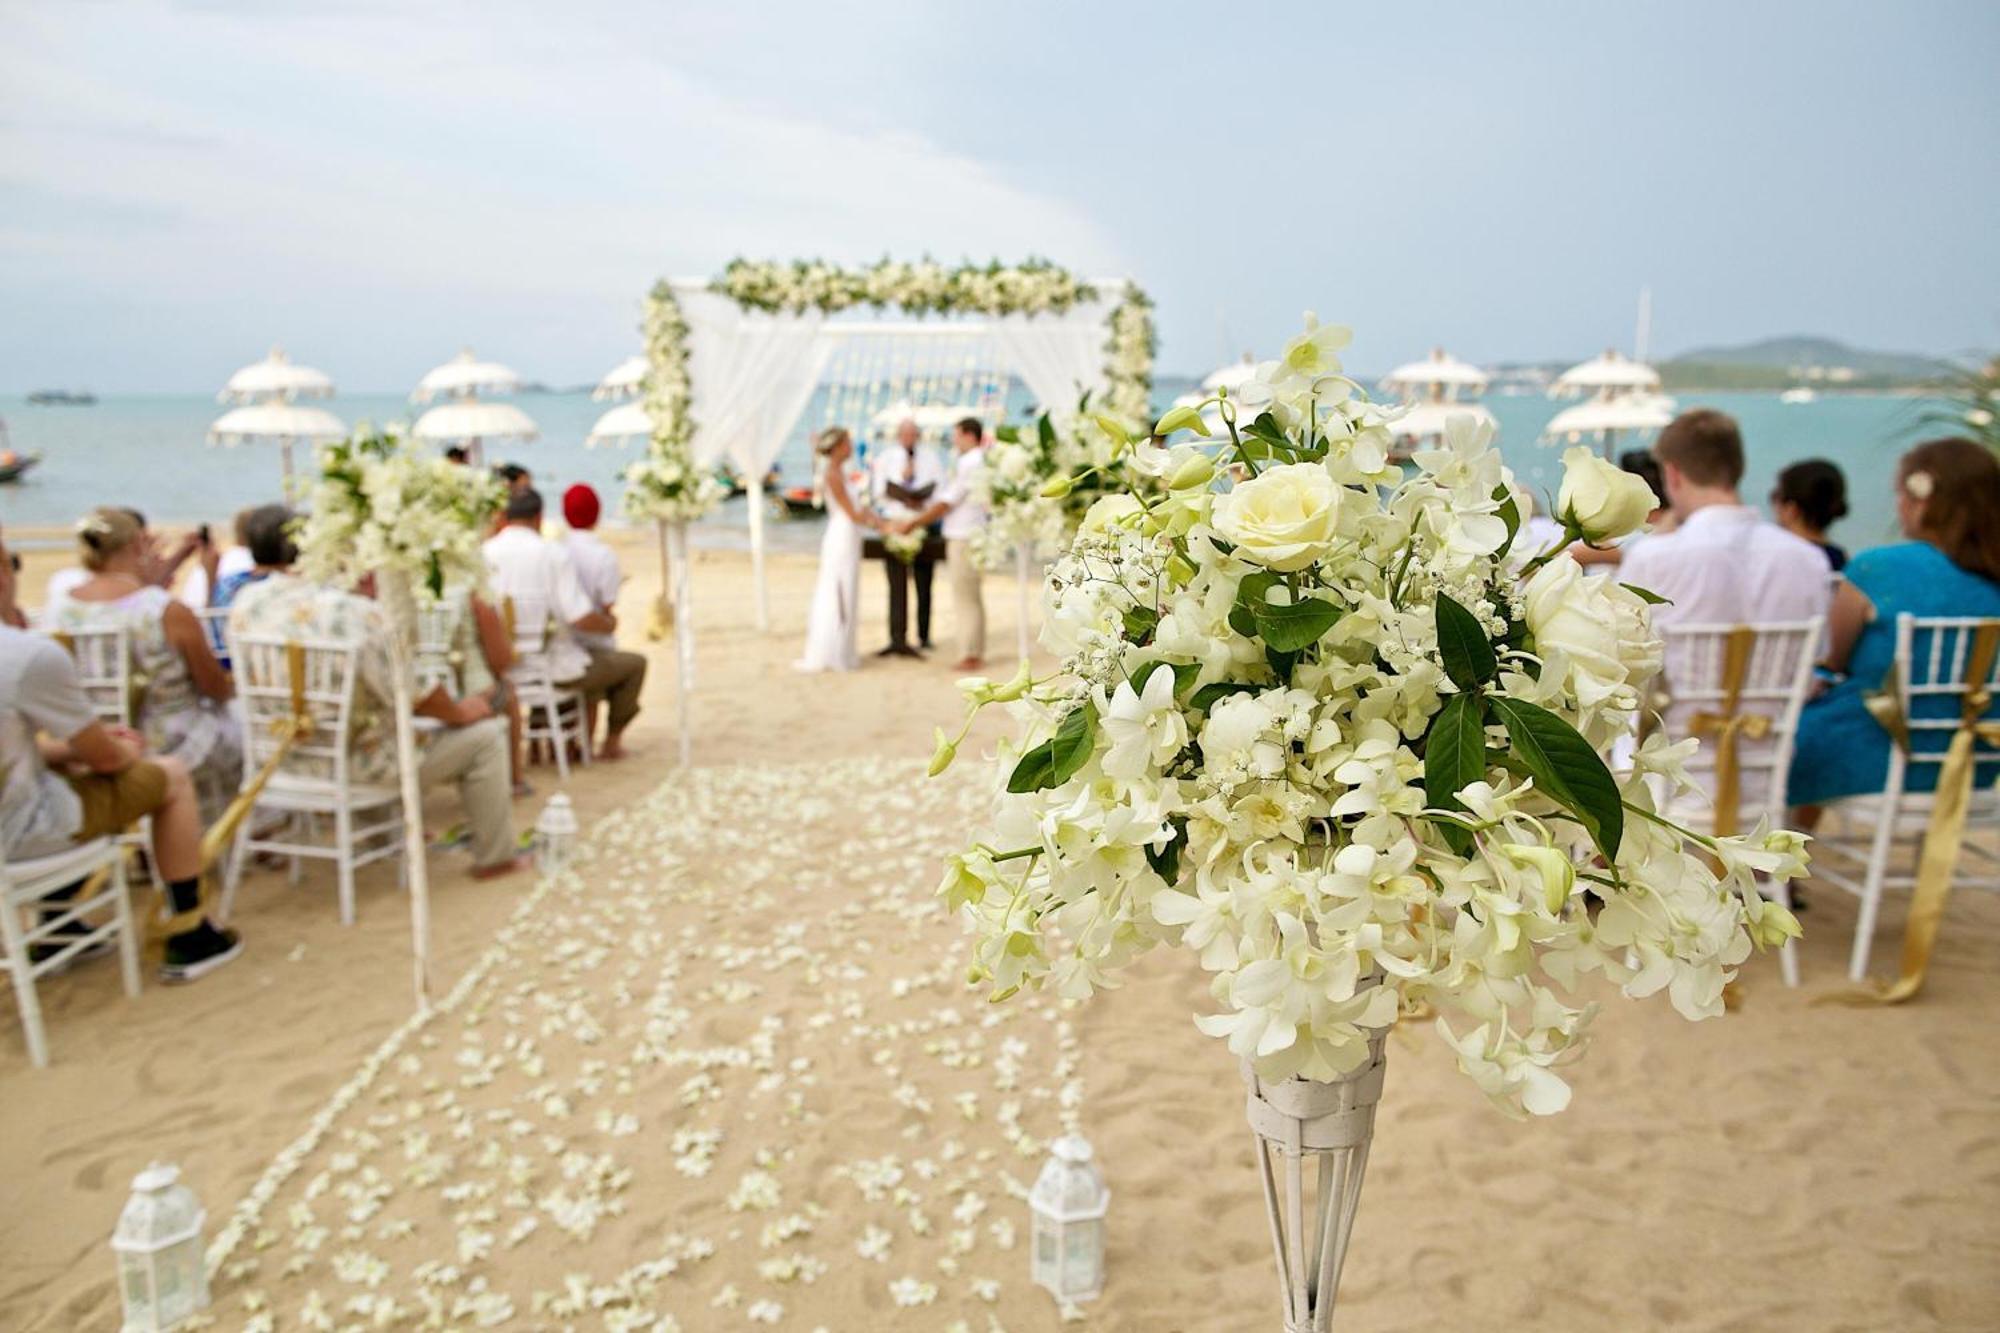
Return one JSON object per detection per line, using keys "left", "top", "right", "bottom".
{"left": 1191, "top": 681, "right": 1258, "bottom": 712}
{"left": 1144, "top": 818, "right": 1188, "bottom": 884}
{"left": 994, "top": 424, "right": 1021, "bottom": 444}
{"left": 1036, "top": 413, "right": 1057, "bottom": 451}
{"left": 1130, "top": 658, "right": 1192, "bottom": 697}
{"left": 1491, "top": 484, "right": 1521, "bottom": 558}
{"left": 1435, "top": 593, "right": 1498, "bottom": 691}
{"left": 1171, "top": 661, "right": 1204, "bottom": 696}
{"left": 1006, "top": 704, "right": 1099, "bottom": 794}
{"left": 1254, "top": 596, "right": 1342, "bottom": 653}
{"left": 1242, "top": 412, "right": 1292, "bottom": 453}
{"left": 1228, "top": 571, "right": 1280, "bottom": 639}
{"left": 1122, "top": 604, "right": 1160, "bottom": 644}
{"left": 1488, "top": 696, "right": 1624, "bottom": 858}
{"left": 1424, "top": 693, "right": 1488, "bottom": 812}
{"left": 1264, "top": 644, "right": 1300, "bottom": 684}
{"left": 1621, "top": 582, "right": 1673, "bottom": 606}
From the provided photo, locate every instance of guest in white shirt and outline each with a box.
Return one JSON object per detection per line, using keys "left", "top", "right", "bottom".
{"left": 901, "top": 417, "right": 990, "bottom": 670}
{"left": 868, "top": 419, "right": 946, "bottom": 658}
{"left": 482, "top": 489, "right": 648, "bottom": 760}
{"left": 1622, "top": 410, "right": 1832, "bottom": 745}
{"left": 1622, "top": 409, "right": 1832, "bottom": 629}
{"left": 560, "top": 484, "right": 623, "bottom": 654}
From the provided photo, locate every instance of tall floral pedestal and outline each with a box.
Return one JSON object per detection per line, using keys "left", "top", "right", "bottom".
{"left": 1242, "top": 1026, "right": 1387, "bottom": 1332}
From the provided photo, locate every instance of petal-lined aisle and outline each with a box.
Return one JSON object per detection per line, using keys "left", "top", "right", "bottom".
{"left": 204, "top": 759, "right": 1081, "bottom": 1331}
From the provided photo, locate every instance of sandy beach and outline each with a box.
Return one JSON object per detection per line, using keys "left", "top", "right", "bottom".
{"left": 2, "top": 525, "right": 1997, "bottom": 1331}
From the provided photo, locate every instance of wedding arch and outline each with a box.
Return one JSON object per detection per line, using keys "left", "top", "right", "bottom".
{"left": 626, "top": 258, "right": 1155, "bottom": 623}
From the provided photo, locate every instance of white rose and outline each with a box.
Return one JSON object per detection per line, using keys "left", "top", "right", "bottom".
{"left": 1556, "top": 446, "right": 1656, "bottom": 543}
{"left": 1522, "top": 557, "right": 1659, "bottom": 707}
{"left": 1211, "top": 462, "right": 1342, "bottom": 572}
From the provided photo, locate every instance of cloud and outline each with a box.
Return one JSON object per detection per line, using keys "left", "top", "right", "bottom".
{"left": 0, "top": 0, "right": 1123, "bottom": 390}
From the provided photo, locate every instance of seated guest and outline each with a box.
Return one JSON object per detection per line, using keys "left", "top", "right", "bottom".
{"left": 1572, "top": 450, "right": 1675, "bottom": 567}
{"left": 1621, "top": 409, "right": 1833, "bottom": 632}
{"left": 498, "top": 463, "right": 533, "bottom": 496}
{"left": 444, "top": 446, "right": 470, "bottom": 466}
{"left": 559, "top": 484, "right": 623, "bottom": 652}
{"left": 444, "top": 586, "right": 525, "bottom": 795}
{"left": 0, "top": 528, "right": 240, "bottom": 981}
{"left": 483, "top": 489, "right": 646, "bottom": 760}
{"left": 1770, "top": 458, "right": 1851, "bottom": 573}
{"left": 211, "top": 503, "right": 293, "bottom": 613}
{"left": 228, "top": 564, "right": 527, "bottom": 880}
{"left": 46, "top": 508, "right": 200, "bottom": 606}
{"left": 47, "top": 508, "right": 243, "bottom": 826}
{"left": 178, "top": 508, "right": 256, "bottom": 613}
{"left": 1789, "top": 439, "right": 2000, "bottom": 813}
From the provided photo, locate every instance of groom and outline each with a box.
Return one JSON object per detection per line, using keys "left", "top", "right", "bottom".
{"left": 870, "top": 417, "right": 945, "bottom": 658}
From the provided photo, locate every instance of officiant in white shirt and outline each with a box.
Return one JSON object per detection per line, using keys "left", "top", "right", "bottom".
{"left": 868, "top": 418, "right": 945, "bottom": 658}
{"left": 899, "top": 416, "right": 990, "bottom": 671}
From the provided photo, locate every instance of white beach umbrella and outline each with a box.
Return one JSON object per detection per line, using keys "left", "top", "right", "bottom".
{"left": 1550, "top": 349, "right": 1661, "bottom": 397}
{"left": 1200, "top": 358, "right": 1261, "bottom": 393}
{"left": 586, "top": 401, "right": 653, "bottom": 447}
{"left": 218, "top": 346, "right": 335, "bottom": 404}
{"left": 1541, "top": 395, "right": 1676, "bottom": 442}
{"left": 411, "top": 400, "right": 539, "bottom": 447}
{"left": 1381, "top": 348, "right": 1489, "bottom": 397}
{"left": 592, "top": 355, "right": 649, "bottom": 402}
{"left": 208, "top": 401, "right": 348, "bottom": 490}
{"left": 868, "top": 400, "right": 984, "bottom": 441}
{"left": 412, "top": 349, "right": 522, "bottom": 403}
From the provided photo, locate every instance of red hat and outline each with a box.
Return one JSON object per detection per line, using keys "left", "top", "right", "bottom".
{"left": 563, "top": 483, "right": 601, "bottom": 530}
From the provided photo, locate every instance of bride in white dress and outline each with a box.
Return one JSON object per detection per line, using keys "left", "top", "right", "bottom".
{"left": 795, "top": 427, "right": 879, "bottom": 672}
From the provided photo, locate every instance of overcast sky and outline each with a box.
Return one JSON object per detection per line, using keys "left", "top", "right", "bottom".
{"left": 3, "top": 0, "right": 1996, "bottom": 392}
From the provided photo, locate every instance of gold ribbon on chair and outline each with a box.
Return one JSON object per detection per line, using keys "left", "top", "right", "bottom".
{"left": 1832, "top": 620, "right": 2000, "bottom": 1004}
{"left": 174, "top": 642, "right": 318, "bottom": 931}
{"left": 1687, "top": 626, "right": 1775, "bottom": 839}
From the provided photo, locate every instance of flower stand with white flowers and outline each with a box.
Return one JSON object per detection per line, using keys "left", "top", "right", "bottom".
{"left": 936, "top": 315, "right": 1805, "bottom": 1328}
{"left": 295, "top": 428, "right": 505, "bottom": 1002}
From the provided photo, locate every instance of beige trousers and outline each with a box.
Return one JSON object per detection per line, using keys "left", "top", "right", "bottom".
{"left": 948, "top": 538, "right": 985, "bottom": 662}
{"left": 420, "top": 716, "right": 516, "bottom": 869}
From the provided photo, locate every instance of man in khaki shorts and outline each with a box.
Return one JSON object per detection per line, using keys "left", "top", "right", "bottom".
{"left": 0, "top": 530, "right": 241, "bottom": 982}
{"left": 898, "top": 417, "right": 991, "bottom": 671}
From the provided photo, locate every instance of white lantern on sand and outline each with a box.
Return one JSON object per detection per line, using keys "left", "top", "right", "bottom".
{"left": 111, "top": 1163, "right": 209, "bottom": 1332}
{"left": 534, "top": 792, "right": 579, "bottom": 876}
{"left": 1029, "top": 1133, "right": 1109, "bottom": 1303}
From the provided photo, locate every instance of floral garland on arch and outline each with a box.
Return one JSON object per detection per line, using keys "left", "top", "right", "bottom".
{"left": 933, "top": 314, "right": 1806, "bottom": 1119}
{"left": 1102, "top": 286, "right": 1156, "bottom": 421}
{"left": 622, "top": 281, "right": 726, "bottom": 525}
{"left": 295, "top": 428, "right": 504, "bottom": 601}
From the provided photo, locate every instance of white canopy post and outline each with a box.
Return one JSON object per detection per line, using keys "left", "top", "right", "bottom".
{"left": 668, "top": 520, "right": 694, "bottom": 767}
{"left": 376, "top": 570, "right": 433, "bottom": 1008}
{"left": 1016, "top": 545, "right": 1034, "bottom": 663}
{"left": 746, "top": 484, "right": 769, "bottom": 631}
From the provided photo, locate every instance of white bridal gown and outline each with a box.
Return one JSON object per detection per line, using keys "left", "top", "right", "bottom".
{"left": 794, "top": 467, "right": 863, "bottom": 672}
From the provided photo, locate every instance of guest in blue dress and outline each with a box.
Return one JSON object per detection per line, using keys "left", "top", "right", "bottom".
{"left": 1789, "top": 439, "right": 2000, "bottom": 810}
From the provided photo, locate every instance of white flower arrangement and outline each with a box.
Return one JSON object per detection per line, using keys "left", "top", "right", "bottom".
{"left": 294, "top": 428, "right": 504, "bottom": 600}
{"left": 974, "top": 409, "right": 1148, "bottom": 570}
{"left": 1102, "top": 286, "right": 1157, "bottom": 422}
{"left": 936, "top": 315, "right": 1807, "bottom": 1118}
{"left": 623, "top": 281, "right": 725, "bottom": 524}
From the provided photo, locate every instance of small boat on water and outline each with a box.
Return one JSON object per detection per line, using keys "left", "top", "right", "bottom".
{"left": 0, "top": 420, "right": 41, "bottom": 483}
{"left": 25, "top": 389, "right": 96, "bottom": 406}
{"left": 1779, "top": 386, "right": 1817, "bottom": 405}
{"left": 777, "top": 486, "right": 821, "bottom": 518}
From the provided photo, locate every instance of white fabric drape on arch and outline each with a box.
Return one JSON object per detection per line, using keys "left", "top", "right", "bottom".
{"left": 988, "top": 292, "right": 1120, "bottom": 416}
{"left": 677, "top": 286, "right": 834, "bottom": 629}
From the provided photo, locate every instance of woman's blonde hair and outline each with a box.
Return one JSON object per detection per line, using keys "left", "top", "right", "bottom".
{"left": 815, "top": 426, "right": 852, "bottom": 456}
{"left": 77, "top": 507, "right": 144, "bottom": 572}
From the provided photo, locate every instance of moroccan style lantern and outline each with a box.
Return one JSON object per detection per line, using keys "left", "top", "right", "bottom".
{"left": 1028, "top": 1133, "right": 1109, "bottom": 1303}
{"left": 534, "top": 792, "right": 579, "bottom": 876}
{"left": 111, "top": 1163, "right": 209, "bottom": 1332}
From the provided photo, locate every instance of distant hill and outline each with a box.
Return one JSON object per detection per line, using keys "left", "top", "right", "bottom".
{"left": 1663, "top": 335, "right": 1954, "bottom": 390}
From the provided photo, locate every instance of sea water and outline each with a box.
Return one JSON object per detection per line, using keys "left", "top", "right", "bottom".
{"left": 0, "top": 385, "right": 1950, "bottom": 557}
